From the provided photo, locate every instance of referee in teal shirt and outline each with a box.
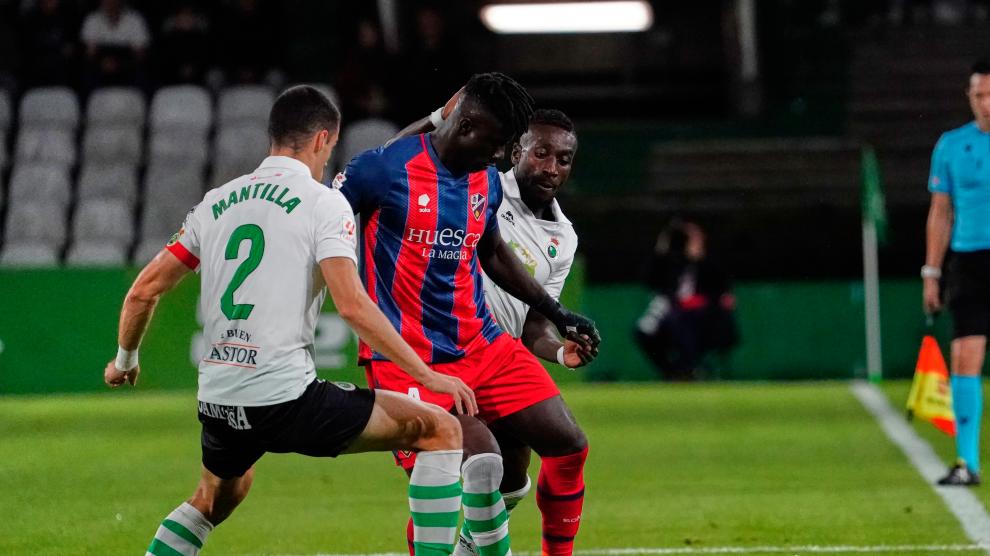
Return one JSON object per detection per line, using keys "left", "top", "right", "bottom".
{"left": 925, "top": 59, "right": 990, "bottom": 486}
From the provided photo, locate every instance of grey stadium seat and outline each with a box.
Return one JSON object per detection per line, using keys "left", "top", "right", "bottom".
{"left": 132, "top": 239, "right": 166, "bottom": 265}
{"left": 148, "top": 130, "right": 209, "bottom": 167}
{"left": 72, "top": 199, "right": 133, "bottom": 246}
{"left": 9, "top": 164, "right": 72, "bottom": 206}
{"left": 218, "top": 86, "right": 274, "bottom": 127}
{"left": 86, "top": 87, "right": 145, "bottom": 128}
{"left": 149, "top": 85, "right": 212, "bottom": 134}
{"left": 19, "top": 87, "right": 80, "bottom": 130}
{"left": 15, "top": 128, "right": 77, "bottom": 167}
{"left": 211, "top": 125, "right": 269, "bottom": 185}
{"left": 137, "top": 202, "right": 193, "bottom": 262}
{"left": 0, "top": 133, "right": 7, "bottom": 169}
{"left": 82, "top": 126, "right": 143, "bottom": 165}
{"left": 0, "top": 241, "right": 60, "bottom": 267}
{"left": 77, "top": 163, "right": 139, "bottom": 205}
{"left": 143, "top": 163, "right": 205, "bottom": 211}
{"left": 339, "top": 118, "right": 398, "bottom": 167}
{"left": 65, "top": 242, "right": 127, "bottom": 266}
{"left": 4, "top": 201, "right": 67, "bottom": 246}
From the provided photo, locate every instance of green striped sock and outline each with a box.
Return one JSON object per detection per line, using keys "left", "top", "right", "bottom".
{"left": 462, "top": 454, "right": 511, "bottom": 556}
{"left": 455, "top": 475, "right": 530, "bottom": 556}
{"left": 146, "top": 502, "right": 213, "bottom": 556}
{"left": 410, "top": 450, "right": 464, "bottom": 556}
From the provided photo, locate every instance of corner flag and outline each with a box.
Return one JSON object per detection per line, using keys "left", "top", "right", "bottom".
{"left": 861, "top": 145, "right": 888, "bottom": 245}
{"left": 906, "top": 335, "right": 956, "bottom": 436}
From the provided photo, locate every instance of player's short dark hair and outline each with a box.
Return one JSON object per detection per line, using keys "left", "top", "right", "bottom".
{"left": 530, "top": 108, "right": 576, "bottom": 134}
{"left": 268, "top": 85, "right": 341, "bottom": 150}
{"left": 462, "top": 72, "right": 535, "bottom": 142}
{"left": 973, "top": 59, "right": 990, "bottom": 76}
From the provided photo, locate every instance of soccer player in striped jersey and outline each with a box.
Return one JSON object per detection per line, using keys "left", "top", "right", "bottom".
{"left": 393, "top": 104, "right": 594, "bottom": 556}
{"left": 336, "top": 73, "right": 601, "bottom": 556}
{"left": 103, "top": 86, "right": 476, "bottom": 556}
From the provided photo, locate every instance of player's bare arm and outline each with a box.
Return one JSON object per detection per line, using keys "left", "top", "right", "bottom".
{"left": 924, "top": 192, "right": 953, "bottom": 314}
{"left": 319, "top": 256, "right": 478, "bottom": 416}
{"left": 478, "top": 228, "right": 600, "bottom": 352}
{"left": 104, "top": 249, "right": 192, "bottom": 388}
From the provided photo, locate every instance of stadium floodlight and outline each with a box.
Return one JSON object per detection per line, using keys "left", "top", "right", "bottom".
{"left": 479, "top": 1, "right": 654, "bottom": 34}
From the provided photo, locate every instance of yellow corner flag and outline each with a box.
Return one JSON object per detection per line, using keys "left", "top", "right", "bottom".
{"left": 906, "top": 335, "right": 956, "bottom": 436}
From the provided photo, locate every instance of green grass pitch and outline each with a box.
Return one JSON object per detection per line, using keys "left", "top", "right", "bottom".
{"left": 0, "top": 381, "right": 984, "bottom": 555}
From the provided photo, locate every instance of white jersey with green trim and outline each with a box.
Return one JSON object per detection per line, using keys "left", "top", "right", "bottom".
{"left": 482, "top": 169, "right": 578, "bottom": 338}
{"left": 166, "top": 155, "right": 358, "bottom": 406}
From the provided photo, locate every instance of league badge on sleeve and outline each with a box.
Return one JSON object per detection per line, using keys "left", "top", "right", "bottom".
{"left": 470, "top": 193, "right": 487, "bottom": 221}
{"left": 341, "top": 215, "right": 357, "bottom": 247}
{"left": 331, "top": 171, "right": 347, "bottom": 190}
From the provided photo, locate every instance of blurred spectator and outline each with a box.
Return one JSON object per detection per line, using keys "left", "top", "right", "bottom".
{"left": 21, "top": 0, "right": 79, "bottom": 87}
{"left": 634, "top": 220, "right": 738, "bottom": 381}
{"left": 80, "top": 0, "right": 151, "bottom": 89}
{"left": 217, "top": 0, "right": 278, "bottom": 85}
{"left": 156, "top": 2, "right": 210, "bottom": 85}
{"left": 337, "top": 18, "right": 395, "bottom": 120}
{"left": 0, "top": 0, "right": 19, "bottom": 92}
{"left": 396, "top": 5, "right": 465, "bottom": 120}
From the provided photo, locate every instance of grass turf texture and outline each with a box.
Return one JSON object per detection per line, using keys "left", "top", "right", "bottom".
{"left": 0, "top": 381, "right": 982, "bottom": 555}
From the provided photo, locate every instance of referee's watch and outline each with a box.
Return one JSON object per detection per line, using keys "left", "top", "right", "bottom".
{"left": 921, "top": 265, "right": 942, "bottom": 280}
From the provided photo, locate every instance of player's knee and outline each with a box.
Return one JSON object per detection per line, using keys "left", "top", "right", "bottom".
{"left": 431, "top": 410, "right": 462, "bottom": 449}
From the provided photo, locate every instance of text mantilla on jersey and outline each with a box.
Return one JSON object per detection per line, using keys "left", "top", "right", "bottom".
{"left": 212, "top": 183, "right": 301, "bottom": 220}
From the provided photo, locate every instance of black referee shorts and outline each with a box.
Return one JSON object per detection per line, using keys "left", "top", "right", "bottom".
{"left": 198, "top": 379, "right": 376, "bottom": 479}
{"left": 947, "top": 250, "right": 990, "bottom": 339}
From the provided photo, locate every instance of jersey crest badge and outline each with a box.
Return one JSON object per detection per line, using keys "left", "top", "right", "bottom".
{"left": 470, "top": 193, "right": 486, "bottom": 221}
{"left": 547, "top": 237, "right": 560, "bottom": 259}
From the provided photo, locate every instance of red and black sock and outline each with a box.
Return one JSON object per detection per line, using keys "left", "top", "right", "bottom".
{"left": 536, "top": 446, "right": 589, "bottom": 556}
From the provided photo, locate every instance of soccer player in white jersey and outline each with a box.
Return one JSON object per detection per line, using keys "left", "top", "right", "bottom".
{"left": 103, "top": 86, "right": 477, "bottom": 556}
{"left": 388, "top": 104, "right": 596, "bottom": 556}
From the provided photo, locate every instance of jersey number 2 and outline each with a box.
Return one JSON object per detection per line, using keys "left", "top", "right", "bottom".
{"left": 221, "top": 224, "right": 265, "bottom": 320}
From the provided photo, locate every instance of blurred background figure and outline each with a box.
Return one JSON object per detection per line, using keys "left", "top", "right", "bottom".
{"left": 156, "top": 1, "right": 211, "bottom": 85}
{"left": 80, "top": 0, "right": 150, "bottom": 89}
{"left": 21, "top": 0, "right": 78, "bottom": 88}
{"left": 217, "top": 0, "right": 281, "bottom": 87}
{"left": 635, "top": 219, "right": 738, "bottom": 381}
{"left": 337, "top": 17, "right": 395, "bottom": 120}
{"left": 395, "top": 5, "right": 466, "bottom": 121}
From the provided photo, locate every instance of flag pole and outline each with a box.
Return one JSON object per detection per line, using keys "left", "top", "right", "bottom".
{"left": 863, "top": 216, "right": 883, "bottom": 383}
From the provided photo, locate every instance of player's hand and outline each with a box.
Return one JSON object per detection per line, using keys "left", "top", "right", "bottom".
{"left": 923, "top": 278, "right": 942, "bottom": 315}
{"left": 421, "top": 373, "right": 477, "bottom": 416}
{"left": 563, "top": 337, "right": 597, "bottom": 368}
{"left": 104, "top": 360, "right": 139, "bottom": 388}
{"left": 554, "top": 308, "right": 602, "bottom": 352}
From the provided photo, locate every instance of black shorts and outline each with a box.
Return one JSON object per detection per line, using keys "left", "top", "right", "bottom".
{"left": 947, "top": 250, "right": 990, "bottom": 339}
{"left": 198, "top": 379, "right": 376, "bottom": 479}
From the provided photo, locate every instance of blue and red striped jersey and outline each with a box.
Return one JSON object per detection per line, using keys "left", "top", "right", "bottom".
{"left": 338, "top": 134, "right": 504, "bottom": 364}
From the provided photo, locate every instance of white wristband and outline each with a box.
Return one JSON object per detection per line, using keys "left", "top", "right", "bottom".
{"left": 115, "top": 346, "right": 139, "bottom": 372}
{"left": 921, "top": 265, "right": 942, "bottom": 279}
{"left": 556, "top": 346, "right": 567, "bottom": 366}
{"left": 429, "top": 106, "right": 445, "bottom": 128}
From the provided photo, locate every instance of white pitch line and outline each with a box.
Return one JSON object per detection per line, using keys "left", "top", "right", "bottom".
{"left": 268, "top": 544, "right": 990, "bottom": 556}
{"left": 851, "top": 380, "right": 990, "bottom": 555}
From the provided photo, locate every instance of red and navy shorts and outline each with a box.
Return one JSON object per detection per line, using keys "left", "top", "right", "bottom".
{"left": 365, "top": 333, "right": 560, "bottom": 470}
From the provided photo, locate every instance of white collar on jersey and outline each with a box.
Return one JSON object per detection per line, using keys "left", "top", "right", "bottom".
{"left": 256, "top": 155, "right": 312, "bottom": 177}
{"left": 501, "top": 169, "right": 572, "bottom": 225}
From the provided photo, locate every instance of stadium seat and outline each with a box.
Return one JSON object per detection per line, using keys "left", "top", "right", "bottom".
{"left": 81, "top": 126, "right": 143, "bottom": 165}
{"left": 65, "top": 242, "right": 128, "bottom": 266}
{"left": 149, "top": 85, "right": 212, "bottom": 134}
{"left": 132, "top": 239, "right": 166, "bottom": 265}
{"left": 4, "top": 201, "right": 67, "bottom": 246}
{"left": 136, "top": 201, "right": 193, "bottom": 263}
{"left": 0, "top": 133, "right": 7, "bottom": 169}
{"left": 339, "top": 118, "right": 398, "bottom": 167}
{"left": 9, "top": 164, "right": 72, "bottom": 207}
{"left": 218, "top": 85, "right": 275, "bottom": 127}
{"left": 86, "top": 87, "right": 146, "bottom": 129}
{"left": 19, "top": 87, "right": 80, "bottom": 130}
{"left": 211, "top": 124, "right": 269, "bottom": 185}
{"left": 72, "top": 199, "right": 133, "bottom": 246}
{"left": 15, "top": 128, "right": 77, "bottom": 167}
{"left": 77, "top": 163, "right": 139, "bottom": 205}
{"left": 0, "top": 88, "right": 11, "bottom": 133}
{"left": 148, "top": 130, "right": 209, "bottom": 167}
{"left": 0, "top": 241, "right": 60, "bottom": 267}
{"left": 143, "top": 163, "right": 205, "bottom": 211}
